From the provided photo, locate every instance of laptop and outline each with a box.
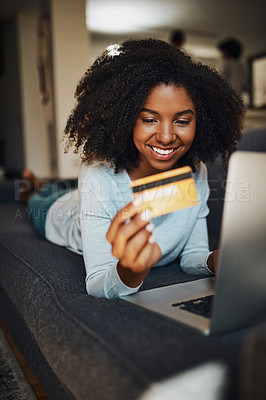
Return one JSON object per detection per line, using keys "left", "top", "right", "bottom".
{"left": 123, "top": 151, "right": 266, "bottom": 335}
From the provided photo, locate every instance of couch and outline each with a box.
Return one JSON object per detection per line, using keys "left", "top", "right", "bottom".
{"left": 0, "top": 128, "right": 266, "bottom": 400}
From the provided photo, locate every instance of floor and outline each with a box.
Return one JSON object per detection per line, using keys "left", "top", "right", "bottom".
{"left": 0, "top": 316, "right": 49, "bottom": 400}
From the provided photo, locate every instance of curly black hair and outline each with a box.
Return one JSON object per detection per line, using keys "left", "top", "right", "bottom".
{"left": 64, "top": 38, "right": 245, "bottom": 173}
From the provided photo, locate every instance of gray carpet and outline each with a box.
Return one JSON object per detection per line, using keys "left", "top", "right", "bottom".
{"left": 0, "top": 328, "right": 37, "bottom": 400}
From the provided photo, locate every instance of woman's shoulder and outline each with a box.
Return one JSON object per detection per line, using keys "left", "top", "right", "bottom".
{"left": 192, "top": 162, "right": 209, "bottom": 199}
{"left": 78, "top": 162, "right": 131, "bottom": 197}
{"left": 192, "top": 161, "right": 208, "bottom": 182}
{"left": 79, "top": 162, "right": 113, "bottom": 184}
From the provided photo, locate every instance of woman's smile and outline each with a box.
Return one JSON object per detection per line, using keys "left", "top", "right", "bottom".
{"left": 148, "top": 145, "right": 179, "bottom": 159}
{"left": 130, "top": 84, "right": 196, "bottom": 180}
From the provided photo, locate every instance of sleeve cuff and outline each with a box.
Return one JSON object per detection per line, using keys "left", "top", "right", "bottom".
{"left": 100, "top": 262, "right": 143, "bottom": 298}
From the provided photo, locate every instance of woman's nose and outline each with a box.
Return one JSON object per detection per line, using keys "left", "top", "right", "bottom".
{"left": 156, "top": 123, "right": 175, "bottom": 144}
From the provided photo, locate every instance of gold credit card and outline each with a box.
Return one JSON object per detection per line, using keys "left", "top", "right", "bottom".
{"left": 130, "top": 166, "right": 198, "bottom": 217}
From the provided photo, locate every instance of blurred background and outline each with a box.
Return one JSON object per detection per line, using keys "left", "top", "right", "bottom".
{"left": 0, "top": 0, "right": 265, "bottom": 179}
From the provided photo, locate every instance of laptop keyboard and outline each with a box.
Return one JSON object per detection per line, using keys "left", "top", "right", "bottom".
{"left": 172, "top": 294, "right": 214, "bottom": 319}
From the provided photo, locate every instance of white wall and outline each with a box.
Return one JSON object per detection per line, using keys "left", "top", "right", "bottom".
{"left": 16, "top": 0, "right": 90, "bottom": 179}
{"left": 90, "top": 31, "right": 220, "bottom": 70}
{"left": 17, "top": 12, "right": 51, "bottom": 177}
{"left": 50, "top": 0, "right": 90, "bottom": 178}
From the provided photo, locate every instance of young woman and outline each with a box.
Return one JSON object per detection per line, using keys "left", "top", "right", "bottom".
{"left": 23, "top": 38, "right": 245, "bottom": 299}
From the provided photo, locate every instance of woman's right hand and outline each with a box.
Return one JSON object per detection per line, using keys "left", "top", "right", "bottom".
{"left": 106, "top": 200, "right": 161, "bottom": 288}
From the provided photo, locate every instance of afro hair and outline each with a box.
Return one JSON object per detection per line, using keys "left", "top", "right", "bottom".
{"left": 64, "top": 38, "right": 245, "bottom": 173}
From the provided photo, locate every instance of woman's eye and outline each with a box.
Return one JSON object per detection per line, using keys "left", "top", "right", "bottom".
{"left": 142, "top": 118, "right": 157, "bottom": 123}
{"left": 175, "top": 119, "right": 190, "bottom": 125}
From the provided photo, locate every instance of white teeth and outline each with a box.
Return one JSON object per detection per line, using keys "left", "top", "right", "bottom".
{"left": 151, "top": 146, "right": 174, "bottom": 155}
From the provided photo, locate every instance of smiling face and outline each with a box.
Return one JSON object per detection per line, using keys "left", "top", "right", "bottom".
{"left": 129, "top": 84, "right": 196, "bottom": 180}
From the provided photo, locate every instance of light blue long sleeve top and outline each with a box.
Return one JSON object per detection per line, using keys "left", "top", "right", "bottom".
{"left": 45, "top": 162, "right": 212, "bottom": 299}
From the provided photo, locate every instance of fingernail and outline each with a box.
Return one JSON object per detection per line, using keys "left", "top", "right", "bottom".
{"left": 145, "top": 223, "right": 154, "bottom": 233}
{"left": 140, "top": 209, "right": 153, "bottom": 221}
{"left": 148, "top": 235, "right": 155, "bottom": 244}
{"left": 133, "top": 195, "right": 143, "bottom": 207}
